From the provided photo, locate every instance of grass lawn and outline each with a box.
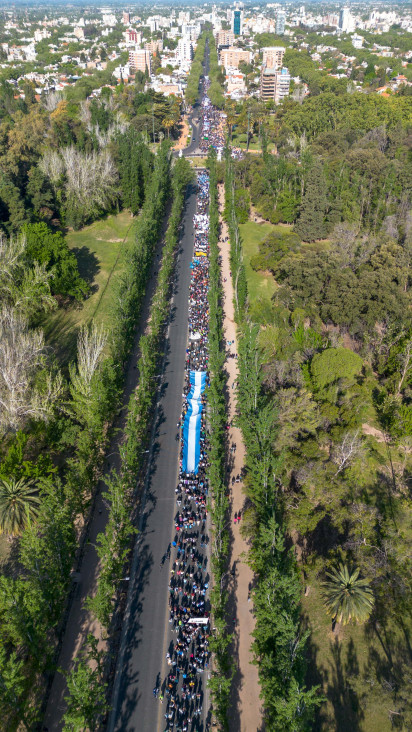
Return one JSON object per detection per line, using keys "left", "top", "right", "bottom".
{"left": 302, "top": 578, "right": 411, "bottom": 732}
{"left": 42, "top": 210, "right": 135, "bottom": 365}
{"left": 231, "top": 131, "right": 276, "bottom": 153}
{"left": 239, "top": 220, "right": 286, "bottom": 304}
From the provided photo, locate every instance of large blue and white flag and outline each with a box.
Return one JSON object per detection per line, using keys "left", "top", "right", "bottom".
{"left": 182, "top": 371, "right": 207, "bottom": 474}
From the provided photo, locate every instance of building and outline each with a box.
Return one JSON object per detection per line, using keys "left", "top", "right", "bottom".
{"left": 129, "top": 49, "right": 151, "bottom": 74}
{"left": 102, "top": 13, "right": 117, "bottom": 27}
{"left": 216, "top": 30, "right": 235, "bottom": 48}
{"left": 260, "top": 65, "right": 290, "bottom": 103}
{"left": 74, "top": 26, "right": 85, "bottom": 40}
{"left": 145, "top": 40, "right": 163, "bottom": 54}
{"left": 232, "top": 5, "right": 244, "bottom": 36}
{"left": 125, "top": 29, "right": 142, "bottom": 47}
{"left": 262, "top": 46, "right": 285, "bottom": 69}
{"left": 220, "top": 47, "right": 251, "bottom": 70}
{"left": 177, "top": 37, "right": 193, "bottom": 63}
{"left": 352, "top": 34, "right": 364, "bottom": 49}
{"left": 276, "top": 11, "right": 286, "bottom": 35}
{"left": 122, "top": 11, "right": 131, "bottom": 25}
{"left": 339, "top": 7, "right": 355, "bottom": 33}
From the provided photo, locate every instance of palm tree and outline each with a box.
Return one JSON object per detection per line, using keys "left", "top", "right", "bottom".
{"left": 321, "top": 563, "right": 374, "bottom": 626}
{"left": 162, "top": 117, "right": 175, "bottom": 139}
{"left": 0, "top": 477, "right": 40, "bottom": 536}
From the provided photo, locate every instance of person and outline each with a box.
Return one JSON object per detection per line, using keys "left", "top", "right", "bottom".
{"left": 234, "top": 512, "right": 237, "bottom": 524}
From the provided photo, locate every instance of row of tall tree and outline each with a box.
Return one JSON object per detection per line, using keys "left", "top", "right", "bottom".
{"left": 0, "top": 144, "right": 173, "bottom": 728}
{"left": 225, "top": 157, "right": 323, "bottom": 730}
{"left": 62, "top": 156, "right": 193, "bottom": 731}
{"left": 206, "top": 150, "right": 233, "bottom": 729}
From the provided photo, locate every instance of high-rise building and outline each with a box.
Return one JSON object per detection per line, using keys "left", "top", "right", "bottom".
{"left": 262, "top": 46, "right": 285, "bottom": 69}
{"left": 260, "top": 65, "right": 290, "bottom": 102}
{"left": 339, "top": 7, "right": 355, "bottom": 32}
{"left": 276, "top": 11, "right": 286, "bottom": 35}
{"left": 122, "top": 11, "right": 130, "bottom": 25}
{"left": 129, "top": 49, "right": 151, "bottom": 74}
{"left": 232, "top": 5, "right": 244, "bottom": 36}
{"left": 177, "top": 37, "right": 193, "bottom": 62}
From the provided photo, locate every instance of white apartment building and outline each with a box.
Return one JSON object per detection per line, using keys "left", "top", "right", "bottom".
{"left": 177, "top": 38, "right": 194, "bottom": 63}
{"left": 339, "top": 7, "right": 355, "bottom": 33}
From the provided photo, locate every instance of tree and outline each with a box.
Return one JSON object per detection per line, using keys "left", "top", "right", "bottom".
{"left": 310, "top": 347, "right": 363, "bottom": 390}
{"left": 321, "top": 564, "right": 374, "bottom": 625}
{"left": 295, "top": 158, "right": 329, "bottom": 241}
{"left": 0, "top": 308, "right": 62, "bottom": 435}
{"left": 22, "top": 222, "right": 88, "bottom": 300}
{"left": 0, "top": 477, "right": 40, "bottom": 535}
{"left": 63, "top": 634, "right": 109, "bottom": 732}
{"left": 68, "top": 323, "right": 108, "bottom": 434}
{"left": 26, "top": 166, "right": 54, "bottom": 220}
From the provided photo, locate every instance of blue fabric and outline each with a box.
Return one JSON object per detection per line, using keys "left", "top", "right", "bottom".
{"left": 182, "top": 371, "right": 207, "bottom": 474}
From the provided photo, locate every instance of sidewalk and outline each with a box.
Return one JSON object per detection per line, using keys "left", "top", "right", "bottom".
{"left": 218, "top": 184, "right": 262, "bottom": 731}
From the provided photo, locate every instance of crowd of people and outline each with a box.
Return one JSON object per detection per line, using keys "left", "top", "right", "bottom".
{"left": 199, "top": 79, "right": 225, "bottom": 155}
{"left": 158, "top": 170, "right": 212, "bottom": 732}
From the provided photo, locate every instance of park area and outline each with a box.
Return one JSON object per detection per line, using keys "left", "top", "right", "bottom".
{"left": 42, "top": 211, "right": 135, "bottom": 364}
{"left": 239, "top": 219, "right": 281, "bottom": 303}
{"left": 302, "top": 576, "right": 412, "bottom": 732}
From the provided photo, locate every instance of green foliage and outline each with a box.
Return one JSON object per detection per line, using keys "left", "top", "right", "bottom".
{"left": 294, "top": 158, "right": 329, "bottom": 241}
{"left": 62, "top": 634, "right": 109, "bottom": 732}
{"left": 86, "top": 153, "right": 190, "bottom": 631}
{"left": 115, "top": 128, "right": 154, "bottom": 215}
{"left": 321, "top": 564, "right": 374, "bottom": 625}
{"left": 207, "top": 150, "right": 233, "bottom": 728}
{"left": 310, "top": 348, "right": 363, "bottom": 390}
{"left": 233, "top": 187, "right": 250, "bottom": 224}
{"left": 251, "top": 230, "right": 301, "bottom": 272}
{"left": 23, "top": 222, "right": 88, "bottom": 300}
{"left": 0, "top": 430, "right": 55, "bottom": 481}
{"left": 0, "top": 477, "right": 40, "bottom": 536}
{"left": 226, "top": 158, "right": 322, "bottom": 729}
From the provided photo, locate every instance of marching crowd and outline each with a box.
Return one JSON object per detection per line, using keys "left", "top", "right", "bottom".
{"left": 196, "top": 78, "right": 244, "bottom": 160}
{"left": 199, "top": 79, "right": 225, "bottom": 155}
{"left": 158, "top": 169, "right": 212, "bottom": 732}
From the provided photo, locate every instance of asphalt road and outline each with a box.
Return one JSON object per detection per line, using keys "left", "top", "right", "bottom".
{"left": 108, "top": 46, "right": 211, "bottom": 732}
{"left": 181, "top": 41, "right": 210, "bottom": 157}
{"left": 108, "top": 184, "right": 200, "bottom": 732}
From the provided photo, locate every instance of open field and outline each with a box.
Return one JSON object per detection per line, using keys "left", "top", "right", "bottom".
{"left": 42, "top": 210, "right": 135, "bottom": 365}
{"left": 239, "top": 219, "right": 284, "bottom": 304}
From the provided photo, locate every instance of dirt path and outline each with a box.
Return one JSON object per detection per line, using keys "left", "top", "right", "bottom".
{"left": 218, "top": 184, "right": 262, "bottom": 731}
{"left": 43, "top": 207, "right": 171, "bottom": 731}
{"left": 173, "top": 114, "right": 190, "bottom": 151}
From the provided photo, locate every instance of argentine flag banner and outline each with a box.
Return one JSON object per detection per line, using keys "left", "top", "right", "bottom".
{"left": 182, "top": 371, "right": 207, "bottom": 474}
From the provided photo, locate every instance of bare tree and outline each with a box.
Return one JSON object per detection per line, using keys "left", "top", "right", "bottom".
{"left": 39, "top": 149, "right": 65, "bottom": 184}
{"left": 60, "top": 146, "right": 118, "bottom": 214}
{"left": 42, "top": 91, "right": 62, "bottom": 112}
{"left": 68, "top": 323, "right": 108, "bottom": 426}
{"left": 0, "top": 232, "right": 55, "bottom": 317}
{"left": 0, "top": 308, "right": 62, "bottom": 435}
{"left": 396, "top": 338, "right": 412, "bottom": 396}
{"left": 332, "top": 430, "right": 365, "bottom": 475}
